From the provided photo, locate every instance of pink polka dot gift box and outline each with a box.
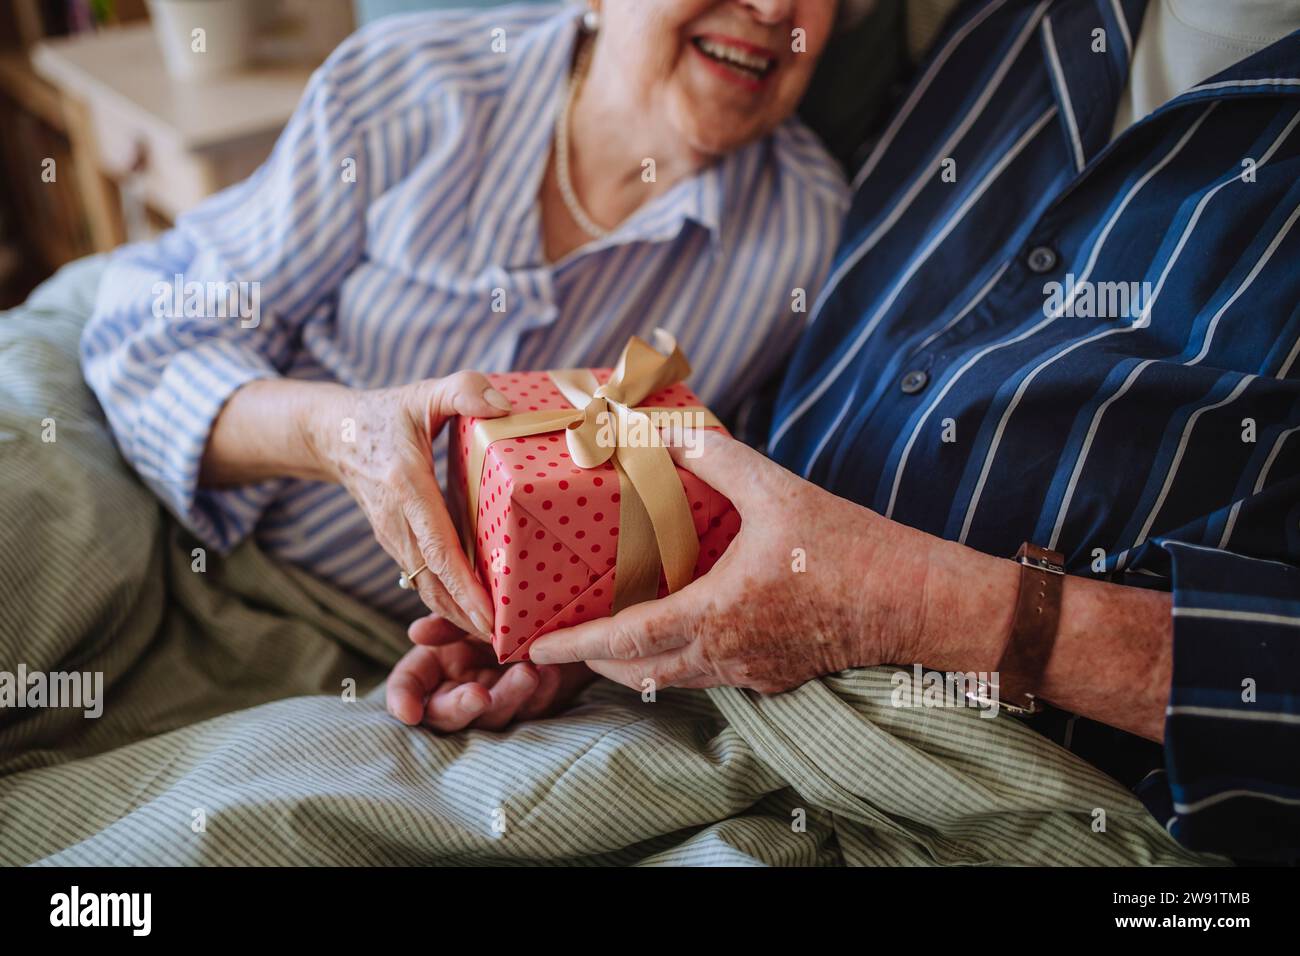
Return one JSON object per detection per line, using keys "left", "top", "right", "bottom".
{"left": 447, "top": 333, "right": 741, "bottom": 664}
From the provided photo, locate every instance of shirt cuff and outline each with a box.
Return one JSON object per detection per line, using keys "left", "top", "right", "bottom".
{"left": 131, "top": 339, "right": 282, "bottom": 553}
{"left": 1145, "top": 540, "right": 1300, "bottom": 861}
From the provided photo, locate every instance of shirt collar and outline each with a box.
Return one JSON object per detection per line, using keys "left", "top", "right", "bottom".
{"left": 1040, "top": 0, "right": 1300, "bottom": 169}
{"left": 1158, "top": 26, "right": 1300, "bottom": 102}
{"left": 574, "top": 144, "right": 738, "bottom": 260}
{"left": 1039, "top": 0, "right": 1146, "bottom": 169}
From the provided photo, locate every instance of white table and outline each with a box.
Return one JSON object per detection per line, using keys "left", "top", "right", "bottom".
{"left": 33, "top": 24, "right": 313, "bottom": 249}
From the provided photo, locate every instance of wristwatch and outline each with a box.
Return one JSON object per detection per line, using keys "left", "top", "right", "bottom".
{"left": 965, "top": 542, "right": 1066, "bottom": 716}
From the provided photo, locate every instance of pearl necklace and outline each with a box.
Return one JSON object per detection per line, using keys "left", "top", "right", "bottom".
{"left": 554, "top": 38, "right": 610, "bottom": 241}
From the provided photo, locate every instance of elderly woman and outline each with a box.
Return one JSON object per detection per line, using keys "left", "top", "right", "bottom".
{"left": 82, "top": 1, "right": 852, "bottom": 731}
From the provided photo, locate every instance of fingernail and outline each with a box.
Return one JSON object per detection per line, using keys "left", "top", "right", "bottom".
{"left": 483, "top": 387, "right": 512, "bottom": 411}
{"left": 461, "top": 693, "right": 486, "bottom": 716}
{"left": 471, "top": 609, "right": 494, "bottom": 638}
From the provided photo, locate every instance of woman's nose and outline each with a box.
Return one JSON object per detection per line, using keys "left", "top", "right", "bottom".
{"left": 732, "top": 0, "right": 797, "bottom": 27}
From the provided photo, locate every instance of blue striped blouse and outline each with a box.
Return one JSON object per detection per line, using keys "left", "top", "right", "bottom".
{"left": 81, "top": 3, "right": 848, "bottom": 620}
{"left": 769, "top": 0, "right": 1300, "bottom": 859}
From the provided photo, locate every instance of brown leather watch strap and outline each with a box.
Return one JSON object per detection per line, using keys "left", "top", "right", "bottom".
{"left": 993, "top": 543, "right": 1066, "bottom": 714}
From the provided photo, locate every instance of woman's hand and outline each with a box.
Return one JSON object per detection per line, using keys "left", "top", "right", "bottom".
{"left": 386, "top": 615, "right": 596, "bottom": 731}
{"left": 305, "top": 372, "right": 514, "bottom": 638}
{"left": 204, "top": 371, "right": 510, "bottom": 636}
{"left": 527, "top": 430, "right": 1015, "bottom": 693}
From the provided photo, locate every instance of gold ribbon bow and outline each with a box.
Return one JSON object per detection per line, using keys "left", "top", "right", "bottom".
{"left": 465, "top": 330, "right": 721, "bottom": 612}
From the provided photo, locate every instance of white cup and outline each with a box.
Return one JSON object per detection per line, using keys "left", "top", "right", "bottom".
{"left": 147, "top": 0, "right": 255, "bottom": 80}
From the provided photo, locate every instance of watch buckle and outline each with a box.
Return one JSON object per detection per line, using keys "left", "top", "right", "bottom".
{"left": 964, "top": 681, "right": 1042, "bottom": 716}
{"left": 1018, "top": 554, "right": 1065, "bottom": 575}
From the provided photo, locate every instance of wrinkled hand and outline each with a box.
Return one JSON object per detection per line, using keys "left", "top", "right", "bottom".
{"left": 309, "top": 371, "right": 512, "bottom": 638}
{"left": 387, "top": 615, "right": 596, "bottom": 731}
{"left": 528, "top": 431, "right": 942, "bottom": 693}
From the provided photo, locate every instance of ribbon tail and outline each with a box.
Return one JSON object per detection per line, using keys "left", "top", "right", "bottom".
{"left": 609, "top": 458, "right": 661, "bottom": 612}
{"left": 615, "top": 410, "right": 699, "bottom": 596}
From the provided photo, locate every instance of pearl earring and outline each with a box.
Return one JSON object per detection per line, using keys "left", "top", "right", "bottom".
{"left": 582, "top": 7, "right": 600, "bottom": 32}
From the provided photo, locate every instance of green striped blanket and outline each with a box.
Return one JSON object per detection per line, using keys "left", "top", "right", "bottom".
{"left": 0, "top": 258, "right": 1220, "bottom": 866}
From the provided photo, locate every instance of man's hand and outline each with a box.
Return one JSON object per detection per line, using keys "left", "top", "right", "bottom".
{"left": 524, "top": 430, "right": 1173, "bottom": 744}
{"left": 386, "top": 615, "right": 595, "bottom": 732}
{"left": 527, "top": 430, "right": 961, "bottom": 693}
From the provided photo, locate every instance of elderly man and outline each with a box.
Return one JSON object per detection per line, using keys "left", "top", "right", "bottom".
{"left": 528, "top": 0, "right": 1300, "bottom": 862}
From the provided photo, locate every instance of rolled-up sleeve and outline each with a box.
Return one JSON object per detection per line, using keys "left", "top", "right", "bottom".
{"left": 81, "top": 47, "right": 365, "bottom": 551}
{"left": 1138, "top": 536, "right": 1300, "bottom": 861}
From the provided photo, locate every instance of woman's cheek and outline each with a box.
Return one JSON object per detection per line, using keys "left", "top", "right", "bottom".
{"left": 609, "top": 27, "right": 676, "bottom": 104}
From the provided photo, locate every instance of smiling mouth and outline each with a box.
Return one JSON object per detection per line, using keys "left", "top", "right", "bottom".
{"left": 690, "top": 36, "right": 777, "bottom": 83}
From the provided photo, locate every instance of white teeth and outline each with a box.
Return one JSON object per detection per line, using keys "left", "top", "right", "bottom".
{"left": 696, "top": 38, "right": 773, "bottom": 74}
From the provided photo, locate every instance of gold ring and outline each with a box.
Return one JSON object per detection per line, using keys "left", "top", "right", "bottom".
{"left": 398, "top": 563, "right": 429, "bottom": 590}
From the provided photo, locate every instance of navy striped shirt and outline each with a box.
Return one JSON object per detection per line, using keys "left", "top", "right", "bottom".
{"left": 769, "top": 0, "right": 1300, "bottom": 859}
{"left": 82, "top": 3, "right": 847, "bottom": 619}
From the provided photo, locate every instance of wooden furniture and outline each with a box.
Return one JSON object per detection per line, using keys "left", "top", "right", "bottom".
{"left": 32, "top": 23, "right": 314, "bottom": 251}
{"left": 0, "top": 0, "right": 158, "bottom": 304}
{"left": 0, "top": 0, "right": 350, "bottom": 309}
